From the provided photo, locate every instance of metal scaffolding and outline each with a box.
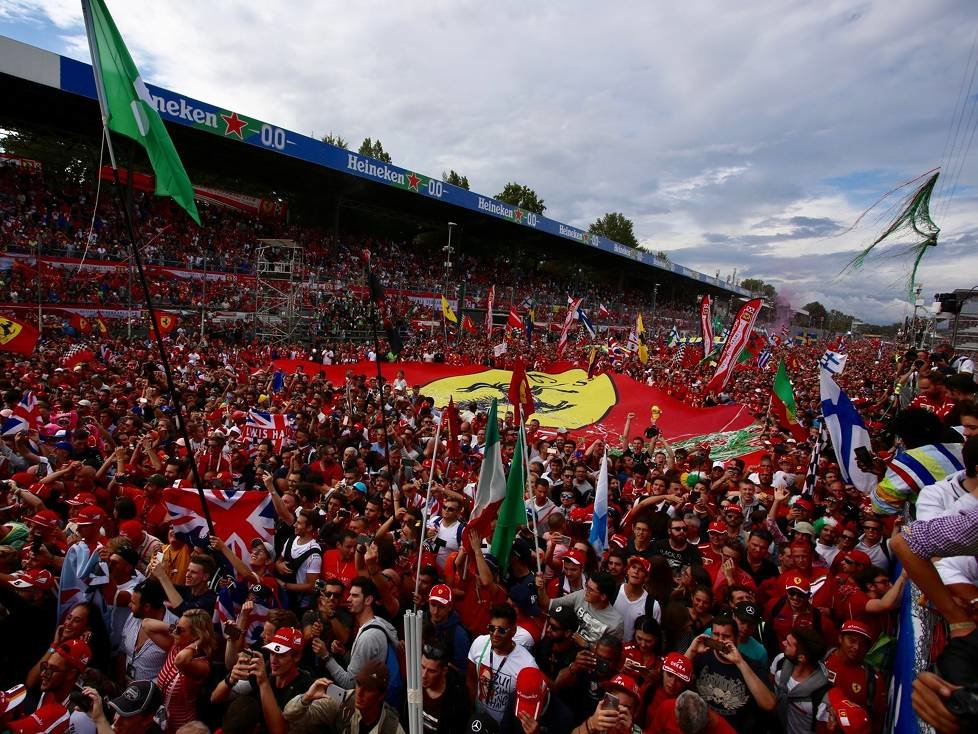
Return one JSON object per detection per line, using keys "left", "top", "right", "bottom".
{"left": 254, "top": 239, "right": 304, "bottom": 344}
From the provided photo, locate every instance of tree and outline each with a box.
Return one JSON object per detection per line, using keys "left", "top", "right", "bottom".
{"left": 802, "top": 301, "right": 828, "bottom": 325}
{"left": 321, "top": 132, "right": 348, "bottom": 149}
{"left": 494, "top": 182, "right": 545, "bottom": 214}
{"left": 588, "top": 212, "right": 638, "bottom": 248}
{"left": 653, "top": 250, "right": 671, "bottom": 263}
{"left": 442, "top": 170, "right": 470, "bottom": 190}
{"left": 740, "top": 278, "right": 777, "bottom": 301}
{"left": 358, "top": 137, "right": 392, "bottom": 163}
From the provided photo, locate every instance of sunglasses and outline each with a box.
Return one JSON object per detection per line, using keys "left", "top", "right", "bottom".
{"left": 486, "top": 624, "right": 511, "bottom": 635}
{"left": 321, "top": 591, "right": 342, "bottom": 599}
{"left": 786, "top": 589, "right": 809, "bottom": 598}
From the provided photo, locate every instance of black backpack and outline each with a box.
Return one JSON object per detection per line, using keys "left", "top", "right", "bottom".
{"left": 773, "top": 656, "right": 831, "bottom": 732}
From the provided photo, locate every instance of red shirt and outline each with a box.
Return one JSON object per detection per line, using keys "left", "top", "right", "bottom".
{"left": 321, "top": 549, "right": 357, "bottom": 589}
{"left": 910, "top": 394, "right": 955, "bottom": 419}
{"left": 824, "top": 649, "right": 887, "bottom": 722}
{"left": 765, "top": 595, "right": 839, "bottom": 649}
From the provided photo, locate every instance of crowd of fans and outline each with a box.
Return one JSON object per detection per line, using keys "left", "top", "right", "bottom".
{"left": 2, "top": 161, "right": 978, "bottom": 734}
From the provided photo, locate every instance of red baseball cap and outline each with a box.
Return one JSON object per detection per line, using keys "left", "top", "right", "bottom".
{"left": 627, "top": 556, "right": 651, "bottom": 573}
{"left": 707, "top": 520, "right": 726, "bottom": 534}
{"left": 262, "top": 627, "right": 304, "bottom": 654}
{"left": 54, "top": 638, "right": 92, "bottom": 671}
{"left": 840, "top": 620, "right": 874, "bottom": 640}
{"left": 723, "top": 504, "right": 743, "bottom": 516}
{"left": 794, "top": 498, "right": 814, "bottom": 513}
{"left": 514, "top": 667, "right": 548, "bottom": 720}
{"left": 827, "top": 688, "right": 870, "bottom": 734}
{"left": 563, "top": 549, "right": 586, "bottom": 566}
{"left": 785, "top": 575, "right": 811, "bottom": 594}
{"left": 841, "top": 550, "right": 872, "bottom": 567}
{"left": 609, "top": 533, "right": 628, "bottom": 548}
{"left": 661, "top": 652, "right": 693, "bottom": 682}
{"left": 428, "top": 584, "right": 453, "bottom": 606}
{"left": 8, "top": 702, "right": 70, "bottom": 734}
{"left": 118, "top": 519, "right": 144, "bottom": 541}
{"left": 74, "top": 505, "right": 105, "bottom": 526}
{"left": 604, "top": 674, "right": 641, "bottom": 699}
{"left": 65, "top": 492, "right": 98, "bottom": 507}
{"left": 10, "top": 568, "right": 56, "bottom": 592}
{"left": 27, "top": 510, "right": 62, "bottom": 530}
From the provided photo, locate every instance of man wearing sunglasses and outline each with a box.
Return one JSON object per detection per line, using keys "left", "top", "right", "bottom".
{"left": 466, "top": 604, "right": 539, "bottom": 724}
{"left": 763, "top": 576, "right": 838, "bottom": 658}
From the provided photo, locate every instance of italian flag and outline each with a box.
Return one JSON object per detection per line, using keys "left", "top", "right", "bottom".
{"left": 468, "top": 399, "right": 507, "bottom": 541}
{"left": 771, "top": 360, "right": 808, "bottom": 441}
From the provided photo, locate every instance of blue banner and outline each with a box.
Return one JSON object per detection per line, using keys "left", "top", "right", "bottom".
{"left": 56, "top": 54, "right": 746, "bottom": 296}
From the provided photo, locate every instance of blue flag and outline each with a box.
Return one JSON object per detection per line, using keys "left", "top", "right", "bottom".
{"left": 589, "top": 454, "right": 609, "bottom": 556}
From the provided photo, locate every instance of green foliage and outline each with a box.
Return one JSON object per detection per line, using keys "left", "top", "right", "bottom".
{"left": 494, "top": 182, "right": 545, "bottom": 214}
{"left": 803, "top": 301, "right": 828, "bottom": 321}
{"left": 442, "top": 170, "right": 470, "bottom": 190}
{"left": 588, "top": 212, "right": 639, "bottom": 248}
{"left": 358, "top": 137, "right": 392, "bottom": 163}
{"left": 321, "top": 132, "right": 348, "bottom": 149}
{"left": 740, "top": 278, "right": 777, "bottom": 300}
{"left": 653, "top": 250, "right": 671, "bottom": 262}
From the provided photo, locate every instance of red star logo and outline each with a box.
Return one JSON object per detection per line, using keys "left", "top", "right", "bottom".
{"left": 221, "top": 111, "right": 248, "bottom": 139}
{"left": 406, "top": 172, "right": 421, "bottom": 191}
{"left": 514, "top": 209, "right": 524, "bottom": 223}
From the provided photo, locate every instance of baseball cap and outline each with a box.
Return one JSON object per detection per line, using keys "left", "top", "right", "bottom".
{"left": 250, "top": 537, "right": 276, "bottom": 560}
{"left": 792, "top": 521, "right": 816, "bottom": 537}
{"left": 794, "top": 498, "right": 814, "bottom": 513}
{"left": 508, "top": 582, "right": 541, "bottom": 617}
{"left": 118, "top": 520, "right": 144, "bottom": 541}
{"left": 263, "top": 627, "right": 304, "bottom": 654}
{"left": 7, "top": 703, "right": 70, "bottom": 734}
{"left": 0, "top": 684, "right": 27, "bottom": 714}
{"left": 548, "top": 604, "right": 580, "bottom": 632}
{"left": 707, "top": 520, "right": 726, "bottom": 534}
{"left": 827, "top": 688, "right": 870, "bottom": 734}
{"left": 661, "top": 652, "right": 693, "bottom": 682}
{"left": 724, "top": 504, "right": 743, "bottom": 516}
{"left": 627, "top": 556, "right": 651, "bottom": 573}
{"left": 53, "top": 638, "right": 91, "bottom": 671}
{"left": 10, "top": 568, "right": 56, "bottom": 591}
{"left": 604, "top": 673, "right": 641, "bottom": 699}
{"left": 355, "top": 660, "right": 390, "bottom": 692}
{"left": 352, "top": 481, "right": 368, "bottom": 494}
{"left": 562, "top": 549, "right": 586, "bottom": 566}
{"left": 74, "top": 505, "right": 106, "bottom": 526}
{"left": 65, "top": 492, "right": 98, "bottom": 507}
{"left": 514, "top": 668, "right": 548, "bottom": 720}
{"left": 712, "top": 461, "right": 725, "bottom": 469}
{"left": 106, "top": 680, "right": 163, "bottom": 718}
{"left": 785, "top": 575, "right": 811, "bottom": 594}
{"left": 27, "top": 510, "right": 62, "bottom": 529}
{"left": 841, "top": 549, "right": 872, "bottom": 566}
{"left": 840, "top": 620, "right": 874, "bottom": 640}
{"left": 428, "top": 583, "right": 453, "bottom": 606}
{"left": 734, "top": 601, "right": 761, "bottom": 622}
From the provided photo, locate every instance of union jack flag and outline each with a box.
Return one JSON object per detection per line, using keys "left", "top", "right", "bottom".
{"left": 164, "top": 487, "right": 277, "bottom": 562}
{"left": 214, "top": 580, "right": 275, "bottom": 645}
{"left": 245, "top": 409, "right": 295, "bottom": 452}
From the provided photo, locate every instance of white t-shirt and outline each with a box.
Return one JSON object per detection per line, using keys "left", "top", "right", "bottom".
{"left": 428, "top": 516, "right": 462, "bottom": 571}
{"left": 770, "top": 654, "right": 829, "bottom": 734}
{"left": 467, "top": 635, "right": 539, "bottom": 723}
{"left": 613, "top": 588, "right": 660, "bottom": 641}
{"left": 286, "top": 537, "right": 323, "bottom": 582}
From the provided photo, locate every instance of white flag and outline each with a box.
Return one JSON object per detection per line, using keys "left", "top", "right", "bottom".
{"left": 819, "top": 350, "right": 848, "bottom": 375}
{"left": 492, "top": 342, "right": 508, "bottom": 357}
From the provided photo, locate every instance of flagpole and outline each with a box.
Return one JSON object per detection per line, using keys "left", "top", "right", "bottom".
{"left": 519, "top": 423, "right": 542, "bottom": 575}
{"left": 362, "top": 257, "right": 394, "bottom": 481}
{"left": 414, "top": 415, "right": 442, "bottom": 608}
{"left": 83, "top": 1, "right": 212, "bottom": 533}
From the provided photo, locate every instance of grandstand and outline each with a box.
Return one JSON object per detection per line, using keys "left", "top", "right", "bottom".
{"left": 0, "top": 35, "right": 747, "bottom": 320}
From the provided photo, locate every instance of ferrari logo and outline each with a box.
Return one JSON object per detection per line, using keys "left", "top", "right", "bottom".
{"left": 0, "top": 318, "right": 23, "bottom": 345}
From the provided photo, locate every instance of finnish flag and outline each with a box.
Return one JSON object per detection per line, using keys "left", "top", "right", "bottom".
{"left": 589, "top": 453, "right": 609, "bottom": 556}
{"left": 819, "top": 370, "right": 877, "bottom": 492}
{"left": 819, "top": 350, "right": 848, "bottom": 375}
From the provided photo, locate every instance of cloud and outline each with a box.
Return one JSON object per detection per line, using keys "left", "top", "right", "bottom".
{"left": 6, "top": 0, "right": 978, "bottom": 324}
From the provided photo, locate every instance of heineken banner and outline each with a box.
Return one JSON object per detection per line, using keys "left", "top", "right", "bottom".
{"left": 272, "top": 360, "right": 759, "bottom": 457}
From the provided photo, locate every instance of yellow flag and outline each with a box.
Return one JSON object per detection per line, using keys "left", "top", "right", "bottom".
{"left": 637, "top": 314, "right": 649, "bottom": 364}
{"left": 441, "top": 295, "right": 458, "bottom": 324}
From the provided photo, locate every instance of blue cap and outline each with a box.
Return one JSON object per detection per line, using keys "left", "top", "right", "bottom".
{"left": 54, "top": 441, "right": 73, "bottom": 451}
{"left": 352, "top": 481, "right": 368, "bottom": 494}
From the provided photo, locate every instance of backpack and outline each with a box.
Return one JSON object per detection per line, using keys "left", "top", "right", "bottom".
{"left": 773, "top": 656, "right": 831, "bottom": 732}
{"left": 281, "top": 536, "right": 321, "bottom": 609}
{"left": 361, "top": 621, "right": 404, "bottom": 709}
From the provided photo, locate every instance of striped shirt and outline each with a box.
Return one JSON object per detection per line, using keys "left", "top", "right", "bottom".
{"left": 871, "top": 443, "right": 963, "bottom": 515}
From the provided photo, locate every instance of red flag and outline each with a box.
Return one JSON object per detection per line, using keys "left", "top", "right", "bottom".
{"left": 69, "top": 313, "right": 92, "bottom": 335}
{"left": 62, "top": 345, "right": 96, "bottom": 370}
{"left": 598, "top": 303, "right": 610, "bottom": 318}
{"left": 0, "top": 315, "right": 40, "bottom": 356}
{"left": 699, "top": 295, "right": 713, "bottom": 358}
{"left": 445, "top": 397, "right": 462, "bottom": 458}
{"left": 557, "top": 298, "right": 582, "bottom": 356}
{"left": 508, "top": 360, "right": 536, "bottom": 423}
{"left": 507, "top": 308, "right": 523, "bottom": 330}
{"left": 154, "top": 311, "right": 178, "bottom": 337}
{"left": 461, "top": 315, "right": 477, "bottom": 334}
{"left": 93, "top": 316, "right": 109, "bottom": 336}
{"left": 704, "top": 298, "right": 763, "bottom": 394}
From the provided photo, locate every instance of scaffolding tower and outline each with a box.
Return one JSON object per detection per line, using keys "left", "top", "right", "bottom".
{"left": 254, "top": 239, "right": 304, "bottom": 344}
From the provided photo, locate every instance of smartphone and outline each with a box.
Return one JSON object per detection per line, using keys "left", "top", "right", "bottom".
{"left": 357, "top": 533, "right": 373, "bottom": 547}
{"left": 326, "top": 683, "right": 346, "bottom": 701}
{"left": 703, "top": 637, "right": 729, "bottom": 652}
{"left": 601, "top": 692, "right": 620, "bottom": 711}
{"left": 556, "top": 534, "right": 572, "bottom": 547}
{"left": 854, "top": 446, "right": 872, "bottom": 464}
{"left": 154, "top": 551, "right": 165, "bottom": 565}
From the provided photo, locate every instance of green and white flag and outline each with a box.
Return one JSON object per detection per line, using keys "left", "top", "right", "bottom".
{"left": 491, "top": 424, "right": 527, "bottom": 571}
{"left": 82, "top": 0, "right": 200, "bottom": 224}
{"left": 468, "top": 399, "right": 506, "bottom": 540}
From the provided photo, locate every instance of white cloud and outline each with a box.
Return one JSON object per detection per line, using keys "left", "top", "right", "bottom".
{"left": 6, "top": 0, "right": 978, "bottom": 323}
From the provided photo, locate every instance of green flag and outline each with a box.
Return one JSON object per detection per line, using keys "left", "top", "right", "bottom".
{"left": 491, "top": 424, "right": 527, "bottom": 572}
{"left": 771, "top": 359, "right": 808, "bottom": 441}
{"left": 82, "top": 0, "right": 200, "bottom": 224}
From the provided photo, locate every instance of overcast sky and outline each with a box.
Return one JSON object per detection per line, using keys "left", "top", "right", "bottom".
{"left": 2, "top": 0, "right": 977, "bottom": 324}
